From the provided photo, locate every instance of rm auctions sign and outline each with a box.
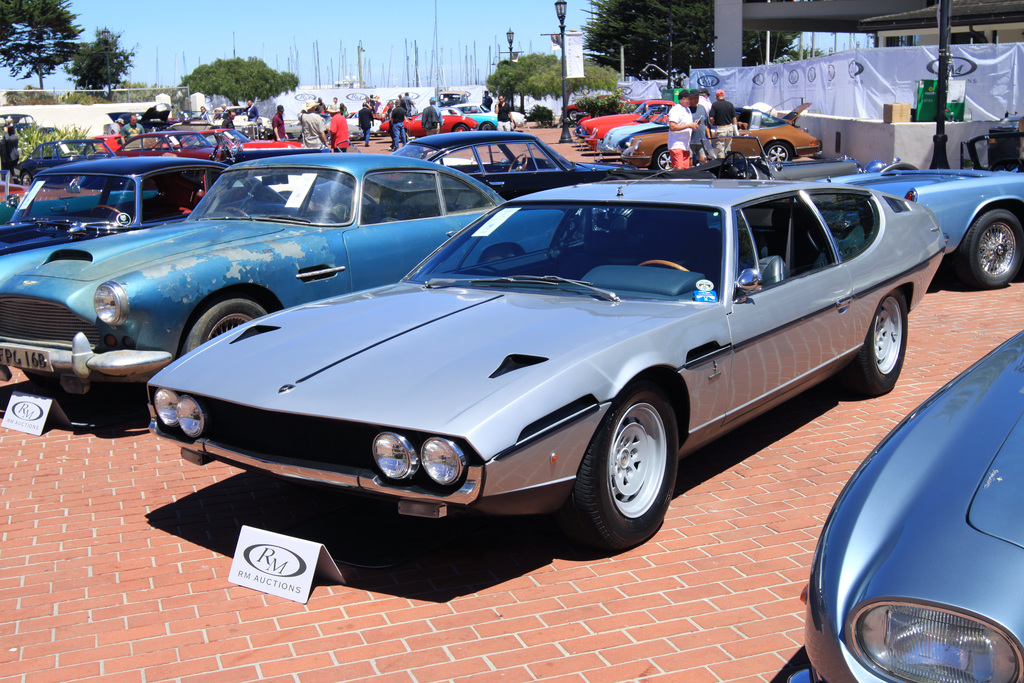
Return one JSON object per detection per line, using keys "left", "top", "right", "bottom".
{"left": 229, "top": 526, "right": 346, "bottom": 603}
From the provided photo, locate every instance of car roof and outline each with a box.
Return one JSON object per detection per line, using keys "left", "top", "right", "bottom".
{"left": 403, "top": 130, "right": 546, "bottom": 150}
{"left": 508, "top": 178, "right": 854, "bottom": 206}
{"left": 229, "top": 151, "right": 477, "bottom": 173}
{"left": 36, "top": 156, "right": 227, "bottom": 176}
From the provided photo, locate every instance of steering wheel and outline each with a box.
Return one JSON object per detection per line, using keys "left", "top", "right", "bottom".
{"left": 90, "top": 205, "right": 122, "bottom": 220}
{"left": 721, "top": 151, "right": 753, "bottom": 179}
{"left": 639, "top": 259, "right": 689, "bottom": 271}
{"left": 990, "top": 158, "right": 1023, "bottom": 172}
{"left": 511, "top": 154, "right": 529, "bottom": 172}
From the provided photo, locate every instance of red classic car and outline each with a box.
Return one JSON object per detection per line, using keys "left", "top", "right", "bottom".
{"left": 199, "top": 128, "right": 302, "bottom": 150}
{"left": 380, "top": 111, "right": 479, "bottom": 138}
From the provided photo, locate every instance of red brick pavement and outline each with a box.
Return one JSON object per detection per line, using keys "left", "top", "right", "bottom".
{"left": 2, "top": 182, "right": 1024, "bottom": 682}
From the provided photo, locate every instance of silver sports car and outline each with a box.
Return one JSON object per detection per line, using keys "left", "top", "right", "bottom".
{"left": 793, "top": 328, "right": 1024, "bottom": 683}
{"left": 148, "top": 179, "right": 945, "bottom": 550}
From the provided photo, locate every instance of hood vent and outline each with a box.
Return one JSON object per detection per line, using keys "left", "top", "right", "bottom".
{"left": 46, "top": 249, "right": 93, "bottom": 263}
{"left": 229, "top": 325, "right": 280, "bottom": 344}
{"left": 489, "top": 354, "right": 548, "bottom": 379}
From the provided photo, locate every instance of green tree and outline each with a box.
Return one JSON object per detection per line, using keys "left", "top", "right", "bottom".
{"left": 487, "top": 53, "right": 619, "bottom": 112}
{"left": 0, "top": 0, "right": 82, "bottom": 88}
{"left": 66, "top": 28, "right": 135, "bottom": 93}
{"left": 180, "top": 57, "right": 298, "bottom": 104}
{"left": 584, "top": 0, "right": 800, "bottom": 77}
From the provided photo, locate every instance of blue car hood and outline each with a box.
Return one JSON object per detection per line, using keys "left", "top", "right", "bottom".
{"left": 11, "top": 218, "right": 285, "bottom": 283}
{"left": 156, "top": 284, "right": 702, "bottom": 456}
{"left": 968, "top": 409, "right": 1024, "bottom": 548}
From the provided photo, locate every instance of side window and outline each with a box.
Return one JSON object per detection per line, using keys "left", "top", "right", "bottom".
{"left": 735, "top": 210, "right": 757, "bottom": 273}
{"left": 808, "top": 192, "right": 880, "bottom": 261}
{"left": 440, "top": 173, "right": 496, "bottom": 214}
{"left": 740, "top": 195, "right": 836, "bottom": 285}
{"left": 123, "top": 138, "right": 142, "bottom": 151}
{"left": 528, "top": 143, "right": 558, "bottom": 170}
{"left": 438, "top": 147, "right": 481, "bottom": 172}
{"left": 361, "top": 171, "right": 442, "bottom": 224}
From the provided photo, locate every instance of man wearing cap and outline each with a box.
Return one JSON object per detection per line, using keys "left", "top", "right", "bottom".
{"left": 421, "top": 97, "right": 443, "bottom": 135}
{"left": 709, "top": 89, "right": 738, "bottom": 157}
{"left": 300, "top": 100, "right": 328, "bottom": 149}
{"left": 667, "top": 89, "right": 699, "bottom": 169}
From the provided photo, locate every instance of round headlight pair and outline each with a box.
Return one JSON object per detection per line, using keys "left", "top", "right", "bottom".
{"left": 94, "top": 281, "right": 129, "bottom": 326}
{"left": 854, "top": 601, "right": 1021, "bottom": 683}
{"left": 153, "top": 388, "right": 207, "bottom": 438}
{"left": 372, "top": 432, "right": 466, "bottom": 485}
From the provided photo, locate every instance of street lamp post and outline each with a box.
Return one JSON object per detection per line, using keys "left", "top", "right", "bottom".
{"left": 101, "top": 29, "right": 112, "bottom": 101}
{"left": 555, "top": 0, "right": 571, "bottom": 143}
{"left": 506, "top": 29, "right": 515, "bottom": 114}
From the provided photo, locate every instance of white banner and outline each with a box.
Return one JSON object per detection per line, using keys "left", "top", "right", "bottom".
{"left": 690, "top": 43, "right": 1024, "bottom": 121}
{"left": 567, "top": 33, "right": 585, "bottom": 79}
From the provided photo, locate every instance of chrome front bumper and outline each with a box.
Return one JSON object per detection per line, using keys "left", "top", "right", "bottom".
{"left": 0, "top": 331, "right": 173, "bottom": 386}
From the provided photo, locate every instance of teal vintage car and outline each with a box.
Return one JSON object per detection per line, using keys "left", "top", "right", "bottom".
{"left": 0, "top": 153, "right": 502, "bottom": 393}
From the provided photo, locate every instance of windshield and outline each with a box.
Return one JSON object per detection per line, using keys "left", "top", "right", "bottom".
{"left": 408, "top": 203, "right": 724, "bottom": 301}
{"left": 222, "top": 129, "right": 252, "bottom": 144}
{"left": 191, "top": 167, "right": 357, "bottom": 224}
{"left": 12, "top": 174, "right": 137, "bottom": 224}
{"left": 57, "top": 140, "right": 113, "bottom": 157}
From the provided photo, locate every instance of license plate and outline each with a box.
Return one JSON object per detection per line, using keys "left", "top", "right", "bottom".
{"left": 0, "top": 346, "right": 51, "bottom": 373}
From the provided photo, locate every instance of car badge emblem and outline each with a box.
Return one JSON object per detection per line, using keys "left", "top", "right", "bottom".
{"left": 695, "top": 279, "right": 714, "bottom": 291}
{"left": 116, "top": 212, "right": 131, "bottom": 226}
{"left": 278, "top": 384, "right": 296, "bottom": 394}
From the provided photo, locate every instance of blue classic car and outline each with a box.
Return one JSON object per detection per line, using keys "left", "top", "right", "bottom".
{"left": 15, "top": 138, "right": 116, "bottom": 185}
{"left": 393, "top": 130, "right": 622, "bottom": 199}
{"left": 0, "top": 153, "right": 502, "bottom": 393}
{"left": 148, "top": 179, "right": 944, "bottom": 551}
{"left": 795, "top": 328, "right": 1024, "bottom": 683}
{"left": 831, "top": 169, "right": 1024, "bottom": 289}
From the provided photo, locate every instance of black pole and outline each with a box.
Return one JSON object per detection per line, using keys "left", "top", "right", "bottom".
{"left": 930, "top": 0, "right": 951, "bottom": 169}
{"left": 558, "top": 2, "right": 571, "bottom": 143}
{"left": 668, "top": 0, "right": 674, "bottom": 86}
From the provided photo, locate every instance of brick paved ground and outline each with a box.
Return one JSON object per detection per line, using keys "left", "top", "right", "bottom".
{"left": 2, "top": 131, "right": 1023, "bottom": 682}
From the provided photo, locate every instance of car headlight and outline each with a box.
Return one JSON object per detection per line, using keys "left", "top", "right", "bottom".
{"left": 852, "top": 601, "right": 1021, "bottom": 683}
{"left": 176, "top": 395, "right": 207, "bottom": 438}
{"left": 421, "top": 438, "right": 466, "bottom": 485}
{"left": 94, "top": 281, "right": 129, "bottom": 326}
{"left": 622, "top": 137, "right": 638, "bottom": 155}
{"left": 373, "top": 432, "right": 418, "bottom": 480}
{"left": 153, "top": 388, "right": 180, "bottom": 426}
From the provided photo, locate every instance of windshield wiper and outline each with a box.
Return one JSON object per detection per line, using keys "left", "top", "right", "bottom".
{"left": 425, "top": 275, "right": 619, "bottom": 302}
{"left": 260, "top": 215, "right": 311, "bottom": 224}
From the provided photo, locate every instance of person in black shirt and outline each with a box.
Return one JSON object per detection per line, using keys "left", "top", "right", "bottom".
{"left": 496, "top": 95, "right": 513, "bottom": 131}
{"left": 708, "top": 89, "right": 738, "bottom": 157}
{"left": 481, "top": 90, "right": 493, "bottom": 112}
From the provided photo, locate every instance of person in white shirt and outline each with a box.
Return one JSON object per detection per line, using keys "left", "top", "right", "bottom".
{"left": 667, "top": 89, "right": 699, "bottom": 169}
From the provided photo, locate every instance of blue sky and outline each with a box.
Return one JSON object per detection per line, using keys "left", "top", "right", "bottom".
{"left": 1, "top": 1, "right": 868, "bottom": 92}
{"left": 1, "top": 0, "right": 596, "bottom": 91}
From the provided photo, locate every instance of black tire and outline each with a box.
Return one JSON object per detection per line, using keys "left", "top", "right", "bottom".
{"left": 764, "top": 140, "right": 794, "bottom": 162}
{"left": 182, "top": 297, "right": 268, "bottom": 354}
{"left": 557, "top": 381, "right": 678, "bottom": 550}
{"left": 841, "top": 290, "right": 908, "bottom": 396}
{"left": 451, "top": 123, "right": 470, "bottom": 132}
{"left": 652, "top": 146, "right": 671, "bottom": 171}
{"left": 953, "top": 209, "right": 1024, "bottom": 289}
{"left": 568, "top": 110, "right": 585, "bottom": 123}
{"left": 989, "top": 158, "right": 1022, "bottom": 172}
{"left": 479, "top": 121, "right": 496, "bottom": 131}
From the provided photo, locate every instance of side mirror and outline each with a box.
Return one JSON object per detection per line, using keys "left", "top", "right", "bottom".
{"left": 6, "top": 195, "right": 19, "bottom": 208}
{"left": 734, "top": 267, "right": 763, "bottom": 302}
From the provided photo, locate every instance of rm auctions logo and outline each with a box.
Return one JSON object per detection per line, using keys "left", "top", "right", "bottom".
{"left": 753, "top": 73, "right": 764, "bottom": 86}
{"left": 788, "top": 70, "right": 800, "bottom": 84}
{"left": 849, "top": 61, "right": 865, "bottom": 78}
{"left": 293, "top": 93, "right": 317, "bottom": 102}
{"left": 808, "top": 67, "right": 817, "bottom": 83}
{"left": 928, "top": 56, "right": 978, "bottom": 76}
{"left": 11, "top": 401, "right": 43, "bottom": 421}
{"left": 242, "top": 544, "right": 307, "bottom": 578}
{"left": 697, "top": 75, "right": 720, "bottom": 88}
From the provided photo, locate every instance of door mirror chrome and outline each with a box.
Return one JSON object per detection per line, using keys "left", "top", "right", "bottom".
{"left": 734, "top": 267, "right": 763, "bottom": 302}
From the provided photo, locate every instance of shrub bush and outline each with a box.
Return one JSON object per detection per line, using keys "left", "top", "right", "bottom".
{"left": 527, "top": 105, "right": 554, "bottom": 127}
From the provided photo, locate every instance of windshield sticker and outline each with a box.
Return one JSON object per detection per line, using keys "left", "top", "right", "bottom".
{"left": 694, "top": 289, "right": 718, "bottom": 303}
{"left": 695, "top": 279, "right": 714, "bottom": 291}
{"left": 472, "top": 207, "right": 518, "bottom": 237}
{"left": 116, "top": 212, "right": 132, "bottom": 226}
{"left": 279, "top": 173, "right": 318, "bottom": 208}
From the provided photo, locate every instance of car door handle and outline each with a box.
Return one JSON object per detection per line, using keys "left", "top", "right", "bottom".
{"left": 488, "top": 181, "right": 504, "bottom": 186}
{"left": 835, "top": 296, "right": 853, "bottom": 313}
{"left": 296, "top": 265, "right": 346, "bottom": 282}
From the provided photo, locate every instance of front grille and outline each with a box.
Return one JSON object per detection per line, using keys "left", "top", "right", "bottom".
{"left": 0, "top": 296, "right": 101, "bottom": 348}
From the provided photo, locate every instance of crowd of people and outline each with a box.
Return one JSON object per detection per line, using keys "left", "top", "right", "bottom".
{"left": 667, "top": 87, "right": 739, "bottom": 169}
